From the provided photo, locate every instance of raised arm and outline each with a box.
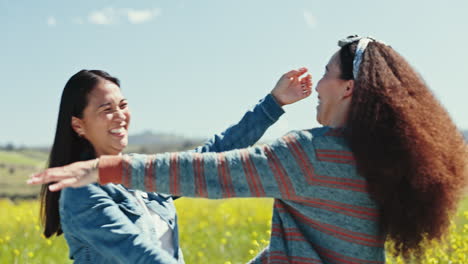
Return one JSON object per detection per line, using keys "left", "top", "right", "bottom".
{"left": 194, "top": 67, "right": 312, "bottom": 153}
{"left": 60, "top": 184, "right": 179, "bottom": 264}
{"left": 193, "top": 94, "right": 283, "bottom": 153}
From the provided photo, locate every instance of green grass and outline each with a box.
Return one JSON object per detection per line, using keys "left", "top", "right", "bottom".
{"left": 0, "top": 151, "right": 46, "bottom": 198}
{"left": 0, "top": 151, "right": 47, "bottom": 167}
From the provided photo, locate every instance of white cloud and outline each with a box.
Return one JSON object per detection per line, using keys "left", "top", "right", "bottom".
{"left": 303, "top": 10, "right": 317, "bottom": 28}
{"left": 88, "top": 8, "right": 117, "bottom": 25}
{"left": 47, "top": 16, "right": 56, "bottom": 26}
{"left": 87, "top": 7, "right": 161, "bottom": 25}
{"left": 125, "top": 8, "right": 161, "bottom": 24}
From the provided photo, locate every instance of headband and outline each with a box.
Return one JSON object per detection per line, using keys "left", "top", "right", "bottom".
{"left": 338, "top": 36, "right": 386, "bottom": 79}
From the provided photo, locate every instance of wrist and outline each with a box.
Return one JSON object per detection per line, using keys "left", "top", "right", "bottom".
{"left": 270, "top": 92, "right": 286, "bottom": 106}
{"left": 92, "top": 158, "right": 100, "bottom": 183}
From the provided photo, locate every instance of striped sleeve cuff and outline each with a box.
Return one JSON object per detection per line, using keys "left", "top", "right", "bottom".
{"left": 98, "top": 155, "right": 124, "bottom": 185}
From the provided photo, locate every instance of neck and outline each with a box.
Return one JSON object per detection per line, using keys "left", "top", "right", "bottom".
{"left": 329, "top": 100, "right": 350, "bottom": 128}
{"left": 96, "top": 151, "right": 122, "bottom": 158}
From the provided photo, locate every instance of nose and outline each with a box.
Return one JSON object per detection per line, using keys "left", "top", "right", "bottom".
{"left": 114, "top": 108, "right": 127, "bottom": 122}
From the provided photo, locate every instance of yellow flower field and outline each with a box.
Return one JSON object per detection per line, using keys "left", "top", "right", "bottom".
{"left": 1, "top": 198, "right": 468, "bottom": 264}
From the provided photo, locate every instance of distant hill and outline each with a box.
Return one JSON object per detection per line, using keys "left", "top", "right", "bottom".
{"left": 126, "top": 131, "right": 204, "bottom": 154}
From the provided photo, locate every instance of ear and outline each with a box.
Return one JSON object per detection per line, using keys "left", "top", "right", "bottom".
{"left": 343, "top": 80, "right": 354, "bottom": 98}
{"left": 71, "top": 116, "right": 85, "bottom": 137}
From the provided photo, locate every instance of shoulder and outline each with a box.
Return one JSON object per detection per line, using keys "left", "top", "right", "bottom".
{"left": 279, "top": 126, "right": 331, "bottom": 143}
{"left": 60, "top": 183, "right": 104, "bottom": 202}
{"left": 60, "top": 183, "right": 122, "bottom": 211}
{"left": 282, "top": 127, "right": 350, "bottom": 150}
{"left": 307, "top": 126, "right": 346, "bottom": 138}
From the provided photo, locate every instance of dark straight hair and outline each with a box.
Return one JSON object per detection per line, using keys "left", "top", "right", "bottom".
{"left": 40, "top": 70, "right": 120, "bottom": 237}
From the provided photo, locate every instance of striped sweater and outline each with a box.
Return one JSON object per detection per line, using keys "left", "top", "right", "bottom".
{"left": 98, "top": 127, "right": 385, "bottom": 264}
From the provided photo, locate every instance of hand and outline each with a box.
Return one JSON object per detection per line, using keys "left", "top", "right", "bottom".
{"left": 27, "top": 159, "right": 99, "bottom": 191}
{"left": 271, "top": 67, "right": 312, "bottom": 106}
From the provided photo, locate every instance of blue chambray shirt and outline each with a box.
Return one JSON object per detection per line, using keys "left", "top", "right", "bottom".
{"left": 59, "top": 94, "right": 284, "bottom": 264}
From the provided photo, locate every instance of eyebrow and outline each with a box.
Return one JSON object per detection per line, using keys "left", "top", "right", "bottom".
{"left": 97, "top": 99, "right": 127, "bottom": 109}
{"left": 98, "top": 102, "right": 111, "bottom": 109}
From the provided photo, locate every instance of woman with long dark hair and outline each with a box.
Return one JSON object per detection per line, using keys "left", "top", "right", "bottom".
{"left": 31, "top": 36, "right": 467, "bottom": 263}
{"left": 38, "top": 69, "right": 312, "bottom": 263}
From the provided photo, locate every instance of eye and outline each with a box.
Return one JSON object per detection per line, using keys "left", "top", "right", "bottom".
{"left": 104, "top": 108, "right": 113, "bottom": 113}
{"left": 120, "top": 103, "right": 128, "bottom": 109}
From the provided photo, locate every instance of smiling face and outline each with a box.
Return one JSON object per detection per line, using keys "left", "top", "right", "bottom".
{"left": 315, "top": 51, "right": 354, "bottom": 127}
{"left": 72, "top": 80, "right": 130, "bottom": 157}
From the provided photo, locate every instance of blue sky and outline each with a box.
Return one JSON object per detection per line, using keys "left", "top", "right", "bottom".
{"left": 2, "top": 0, "right": 467, "bottom": 146}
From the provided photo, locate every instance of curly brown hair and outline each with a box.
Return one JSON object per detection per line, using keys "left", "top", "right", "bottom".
{"left": 339, "top": 39, "right": 468, "bottom": 259}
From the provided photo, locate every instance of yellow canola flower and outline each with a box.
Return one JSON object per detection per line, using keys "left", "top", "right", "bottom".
{"left": 463, "top": 224, "right": 468, "bottom": 233}
{"left": 224, "top": 262, "right": 232, "bottom": 264}
{"left": 463, "top": 211, "right": 468, "bottom": 219}
{"left": 28, "top": 252, "right": 34, "bottom": 258}
{"left": 13, "top": 249, "right": 20, "bottom": 256}
{"left": 221, "top": 238, "right": 227, "bottom": 245}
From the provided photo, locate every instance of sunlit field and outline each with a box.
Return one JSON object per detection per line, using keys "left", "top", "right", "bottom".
{"left": 1, "top": 197, "right": 468, "bottom": 264}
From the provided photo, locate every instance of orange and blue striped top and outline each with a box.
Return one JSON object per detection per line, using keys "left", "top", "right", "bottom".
{"left": 98, "top": 127, "right": 385, "bottom": 264}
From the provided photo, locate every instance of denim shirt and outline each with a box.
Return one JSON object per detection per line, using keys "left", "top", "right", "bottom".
{"left": 59, "top": 94, "right": 284, "bottom": 264}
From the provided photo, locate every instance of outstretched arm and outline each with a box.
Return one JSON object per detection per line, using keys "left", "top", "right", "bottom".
{"left": 29, "top": 131, "right": 317, "bottom": 200}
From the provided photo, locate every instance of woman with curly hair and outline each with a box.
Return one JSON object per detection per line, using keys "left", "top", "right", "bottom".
{"left": 30, "top": 35, "right": 468, "bottom": 263}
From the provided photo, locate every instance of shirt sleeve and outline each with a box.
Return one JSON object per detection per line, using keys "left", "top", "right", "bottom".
{"left": 59, "top": 184, "right": 179, "bottom": 264}
{"left": 98, "top": 131, "right": 315, "bottom": 200}
{"left": 192, "top": 94, "right": 284, "bottom": 153}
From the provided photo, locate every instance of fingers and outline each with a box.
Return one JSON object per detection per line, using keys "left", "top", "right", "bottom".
{"left": 302, "top": 89, "right": 312, "bottom": 97}
{"left": 283, "top": 67, "right": 308, "bottom": 79}
{"left": 27, "top": 168, "right": 70, "bottom": 185}
{"left": 49, "top": 177, "right": 79, "bottom": 192}
{"left": 300, "top": 74, "right": 313, "bottom": 97}
{"left": 300, "top": 73, "right": 312, "bottom": 87}
{"left": 27, "top": 170, "right": 53, "bottom": 185}
{"left": 302, "top": 75, "right": 312, "bottom": 85}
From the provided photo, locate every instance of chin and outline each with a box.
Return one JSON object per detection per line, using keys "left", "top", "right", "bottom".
{"left": 316, "top": 114, "right": 324, "bottom": 126}
{"left": 110, "top": 143, "right": 127, "bottom": 155}
{"left": 119, "top": 138, "right": 128, "bottom": 149}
